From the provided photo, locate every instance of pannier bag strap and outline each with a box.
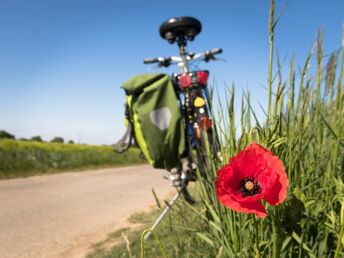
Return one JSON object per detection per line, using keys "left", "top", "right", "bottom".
{"left": 113, "top": 122, "right": 133, "bottom": 153}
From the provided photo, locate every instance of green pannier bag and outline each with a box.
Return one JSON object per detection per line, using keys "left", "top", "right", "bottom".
{"left": 114, "top": 73, "right": 186, "bottom": 170}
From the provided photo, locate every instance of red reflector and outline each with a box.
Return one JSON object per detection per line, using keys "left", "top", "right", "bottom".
{"left": 197, "top": 71, "right": 209, "bottom": 85}
{"left": 178, "top": 73, "right": 191, "bottom": 88}
{"left": 200, "top": 117, "right": 212, "bottom": 130}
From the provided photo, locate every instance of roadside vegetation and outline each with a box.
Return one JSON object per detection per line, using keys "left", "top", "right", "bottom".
{"left": 87, "top": 188, "right": 207, "bottom": 258}
{"left": 87, "top": 1, "right": 344, "bottom": 257}
{"left": 0, "top": 139, "right": 145, "bottom": 179}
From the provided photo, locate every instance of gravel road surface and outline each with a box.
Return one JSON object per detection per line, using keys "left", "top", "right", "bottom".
{"left": 0, "top": 165, "right": 173, "bottom": 258}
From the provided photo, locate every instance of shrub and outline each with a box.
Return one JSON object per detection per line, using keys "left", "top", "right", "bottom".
{"left": 30, "top": 136, "right": 43, "bottom": 142}
{"left": 0, "top": 130, "right": 15, "bottom": 140}
{"left": 50, "top": 137, "right": 64, "bottom": 143}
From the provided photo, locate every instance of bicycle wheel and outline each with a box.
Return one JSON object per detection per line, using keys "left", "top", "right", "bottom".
{"left": 173, "top": 81, "right": 221, "bottom": 203}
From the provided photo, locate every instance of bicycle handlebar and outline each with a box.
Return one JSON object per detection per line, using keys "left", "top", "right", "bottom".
{"left": 143, "top": 58, "right": 160, "bottom": 64}
{"left": 143, "top": 48, "right": 222, "bottom": 67}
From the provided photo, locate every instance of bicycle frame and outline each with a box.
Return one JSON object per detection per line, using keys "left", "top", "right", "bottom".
{"left": 142, "top": 16, "right": 223, "bottom": 201}
{"left": 177, "top": 43, "right": 190, "bottom": 73}
{"left": 170, "top": 43, "right": 220, "bottom": 184}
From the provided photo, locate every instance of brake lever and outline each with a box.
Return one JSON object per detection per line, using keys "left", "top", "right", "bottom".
{"left": 159, "top": 60, "right": 171, "bottom": 67}
{"left": 204, "top": 52, "right": 217, "bottom": 62}
{"left": 204, "top": 54, "right": 226, "bottom": 63}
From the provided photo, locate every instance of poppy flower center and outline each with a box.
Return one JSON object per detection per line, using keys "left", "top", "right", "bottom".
{"left": 240, "top": 177, "right": 261, "bottom": 197}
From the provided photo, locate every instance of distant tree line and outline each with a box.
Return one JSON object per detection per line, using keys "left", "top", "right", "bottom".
{"left": 0, "top": 130, "right": 74, "bottom": 144}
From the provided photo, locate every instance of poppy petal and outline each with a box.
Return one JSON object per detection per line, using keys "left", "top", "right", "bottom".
{"left": 239, "top": 200, "right": 268, "bottom": 218}
{"left": 263, "top": 172, "right": 288, "bottom": 205}
{"left": 263, "top": 152, "right": 288, "bottom": 205}
{"left": 234, "top": 148, "right": 267, "bottom": 179}
{"left": 216, "top": 190, "right": 267, "bottom": 218}
{"left": 256, "top": 167, "right": 278, "bottom": 193}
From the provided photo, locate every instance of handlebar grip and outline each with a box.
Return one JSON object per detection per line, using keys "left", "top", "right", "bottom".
{"left": 210, "top": 48, "right": 223, "bottom": 55}
{"left": 143, "top": 58, "right": 159, "bottom": 64}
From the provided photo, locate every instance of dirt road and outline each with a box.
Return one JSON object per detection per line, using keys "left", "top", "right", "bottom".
{"left": 0, "top": 165, "right": 173, "bottom": 258}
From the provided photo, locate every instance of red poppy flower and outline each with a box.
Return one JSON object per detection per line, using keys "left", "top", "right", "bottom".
{"left": 215, "top": 143, "right": 288, "bottom": 218}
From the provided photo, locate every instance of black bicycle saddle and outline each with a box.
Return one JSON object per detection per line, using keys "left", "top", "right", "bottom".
{"left": 159, "top": 16, "right": 202, "bottom": 43}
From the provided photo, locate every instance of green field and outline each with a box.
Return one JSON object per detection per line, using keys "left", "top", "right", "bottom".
{"left": 0, "top": 139, "right": 145, "bottom": 179}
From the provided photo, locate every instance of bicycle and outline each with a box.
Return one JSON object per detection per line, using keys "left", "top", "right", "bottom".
{"left": 143, "top": 17, "right": 223, "bottom": 203}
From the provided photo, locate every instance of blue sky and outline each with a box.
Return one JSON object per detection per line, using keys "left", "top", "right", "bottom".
{"left": 0, "top": 0, "right": 343, "bottom": 144}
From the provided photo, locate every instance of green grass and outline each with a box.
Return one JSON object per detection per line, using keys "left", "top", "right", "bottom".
{"left": 0, "top": 139, "right": 145, "bottom": 179}
{"left": 181, "top": 1, "right": 344, "bottom": 257}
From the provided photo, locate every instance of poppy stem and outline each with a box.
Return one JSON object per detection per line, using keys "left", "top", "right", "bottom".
{"left": 272, "top": 220, "right": 282, "bottom": 258}
{"left": 253, "top": 217, "right": 260, "bottom": 258}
